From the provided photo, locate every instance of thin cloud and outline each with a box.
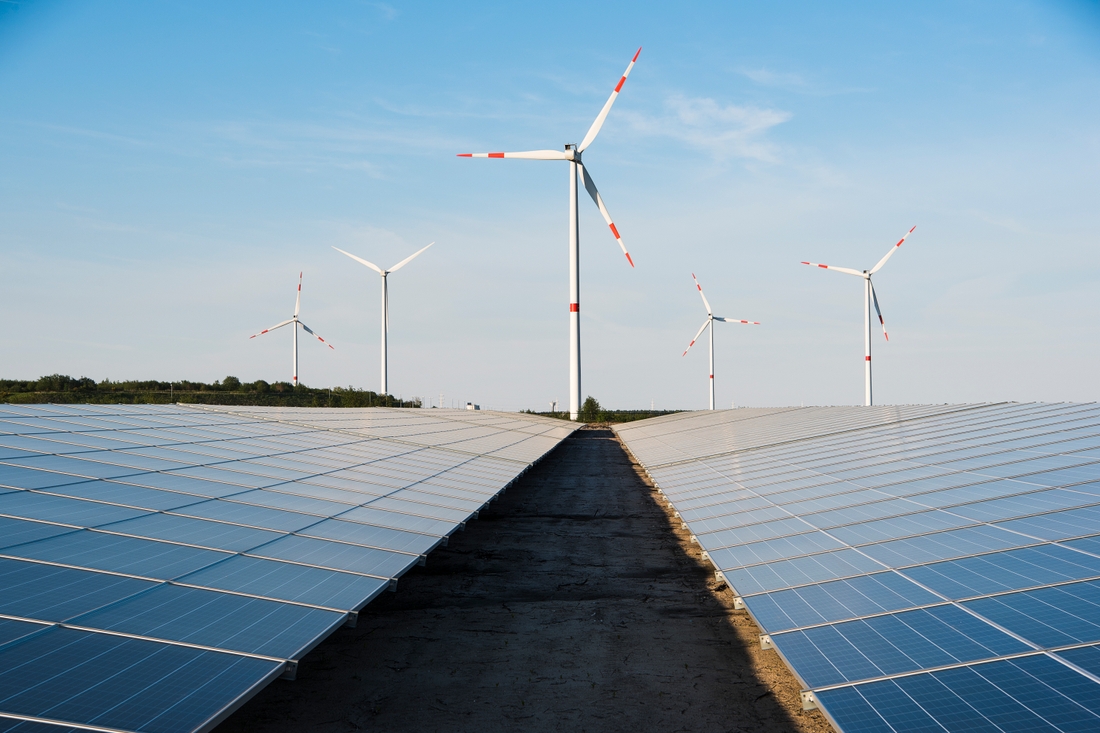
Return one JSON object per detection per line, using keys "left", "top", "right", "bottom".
{"left": 626, "top": 95, "right": 791, "bottom": 162}
{"left": 365, "top": 2, "right": 397, "bottom": 20}
{"left": 741, "top": 68, "right": 807, "bottom": 90}
{"left": 740, "top": 67, "right": 875, "bottom": 96}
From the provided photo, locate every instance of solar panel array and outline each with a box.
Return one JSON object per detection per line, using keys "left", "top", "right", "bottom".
{"left": 615, "top": 403, "right": 1100, "bottom": 733}
{"left": 0, "top": 403, "right": 573, "bottom": 733}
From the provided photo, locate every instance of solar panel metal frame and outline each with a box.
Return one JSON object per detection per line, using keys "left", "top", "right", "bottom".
{"left": 616, "top": 403, "right": 1100, "bottom": 733}
{"left": 0, "top": 404, "right": 574, "bottom": 733}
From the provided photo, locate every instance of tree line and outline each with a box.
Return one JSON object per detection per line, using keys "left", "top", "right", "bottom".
{"left": 526, "top": 396, "right": 681, "bottom": 424}
{"left": 0, "top": 375, "right": 421, "bottom": 408}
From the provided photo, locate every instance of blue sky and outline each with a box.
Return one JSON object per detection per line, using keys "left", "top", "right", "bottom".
{"left": 1, "top": 0, "right": 1098, "bottom": 410}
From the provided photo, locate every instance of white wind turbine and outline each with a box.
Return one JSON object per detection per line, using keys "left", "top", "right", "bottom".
{"left": 332, "top": 242, "right": 433, "bottom": 396}
{"left": 801, "top": 226, "right": 916, "bottom": 406}
{"left": 249, "top": 272, "right": 333, "bottom": 385}
{"left": 458, "top": 48, "right": 641, "bottom": 420}
{"left": 681, "top": 274, "right": 759, "bottom": 411}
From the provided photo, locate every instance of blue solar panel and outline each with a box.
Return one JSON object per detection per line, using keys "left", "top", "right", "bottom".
{"left": 817, "top": 654, "right": 1100, "bottom": 733}
{"left": 616, "top": 404, "right": 1100, "bottom": 733}
{"left": 0, "top": 518, "right": 75, "bottom": 550}
{"left": 963, "top": 580, "right": 1100, "bottom": 647}
{"left": 6, "top": 531, "right": 229, "bottom": 579}
{"left": 0, "top": 404, "right": 571, "bottom": 731}
{"left": 1056, "top": 644, "right": 1100, "bottom": 677}
{"left": 775, "top": 604, "right": 1029, "bottom": 688}
{"left": 69, "top": 584, "right": 344, "bottom": 659}
{"left": 0, "top": 558, "right": 155, "bottom": 621}
{"left": 0, "top": 627, "right": 282, "bottom": 733}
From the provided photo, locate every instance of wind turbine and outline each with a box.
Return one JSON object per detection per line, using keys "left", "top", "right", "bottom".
{"left": 249, "top": 272, "right": 333, "bottom": 385}
{"left": 458, "top": 48, "right": 641, "bottom": 420}
{"left": 681, "top": 274, "right": 759, "bottom": 410}
{"left": 332, "top": 242, "right": 433, "bottom": 396}
{"left": 801, "top": 226, "right": 916, "bottom": 406}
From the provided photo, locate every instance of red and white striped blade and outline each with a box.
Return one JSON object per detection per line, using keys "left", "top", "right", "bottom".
{"left": 870, "top": 225, "right": 916, "bottom": 274}
{"left": 333, "top": 246, "right": 384, "bottom": 274}
{"left": 249, "top": 319, "right": 293, "bottom": 340}
{"left": 714, "top": 317, "right": 760, "bottom": 325}
{"left": 869, "top": 280, "right": 889, "bottom": 341}
{"left": 691, "top": 273, "right": 712, "bottom": 315}
{"left": 299, "top": 321, "right": 335, "bottom": 349}
{"left": 682, "top": 318, "right": 711, "bottom": 357}
{"left": 578, "top": 162, "right": 633, "bottom": 267}
{"left": 578, "top": 47, "right": 641, "bottom": 153}
{"left": 294, "top": 272, "right": 303, "bottom": 317}
{"left": 389, "top": 242, "right": 434, "bottom": 273}
{"left": 801, "top": 261, "right": 864, "bottom": 277}
{"left": 455, "top": 150, "right": 568, "bottom": 160}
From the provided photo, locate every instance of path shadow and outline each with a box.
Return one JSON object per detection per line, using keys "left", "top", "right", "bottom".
{"left": 216, "top": 428, "right": 831, "bottom": 733}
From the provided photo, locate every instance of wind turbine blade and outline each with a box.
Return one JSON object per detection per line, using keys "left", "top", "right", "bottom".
{"left": 870, "top": 225, "right": 916, "bottom": 274}
{"left": 333, "top": 246, "right": 384, "bottom": 274}
{"left": 578, "top": 162, "right": 633, "bottom": 267}
{"left": 578, "top": 47, "right": 641, "bottom": 153}
{"left": 869, "top": 281, "right": 889, "bottom": 341}
{"left": 389, "top": 242, "right": 434, "bottom": 273}
{"left": 682, "top": 319, "right": 711, "bottom": 357}
{"left": 800, "top": 261, "right": 864, "bottom": 277}
{"left": 294, "top": 272, "right": 302, "bottom": 317}
{"left": 714, "top": 317, "right": 760, "bottom": 324}
{"left": 455, "top": 150, "right": 568, "bottom": 160}
{"left": 691, "top": 273, "right": 712, "bottom": 315}
{"left": 299, "top": 321, "right": 335, "bottom": 349}
{"left": 249, "top": 319, "right": 293, "bottom": 339}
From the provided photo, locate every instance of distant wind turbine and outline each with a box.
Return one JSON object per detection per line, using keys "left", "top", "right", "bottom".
{"left": 682, "top": 274, "right": 759, "bottom": 410}
{"left": 333, "top": 242, "right": 433, "bottom": 396}
{"left": 249, "top": 272, "right": 333, "bottom": 385}
{"left": 458, "top": 48, "right": 641, "bottom": 420}
{"left": 801, "top": 226, "right": 916, "bottom": 406}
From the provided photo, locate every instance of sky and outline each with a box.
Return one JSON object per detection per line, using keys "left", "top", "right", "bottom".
{"left": 1, "top": 0, "right": 1098, "bottom": 411}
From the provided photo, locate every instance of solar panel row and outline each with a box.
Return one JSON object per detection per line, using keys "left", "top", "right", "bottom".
{"left": 0, "top": 404, "right": 573, "bottom": 733}
{"left": 615, "top": 403, "right": 1100, "bottom": 733}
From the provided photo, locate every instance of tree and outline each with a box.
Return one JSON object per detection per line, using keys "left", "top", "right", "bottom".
{"left": 579, "top": 395, "right": 602, "bottom": 423}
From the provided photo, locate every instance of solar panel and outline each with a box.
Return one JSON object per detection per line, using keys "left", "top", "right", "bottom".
{"left": 616, "top": 403, "right": 1100, "bottom": 733}
{"left": 0, "top": 404, "right": 572, "bottom": 733}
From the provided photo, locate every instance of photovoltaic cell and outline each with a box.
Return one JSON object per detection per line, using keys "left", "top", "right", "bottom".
{"left": 0, "top": 627, "right": 282, "bottom": 733}
{"left": 0, "top": 404, "right": 570, "bottom": 733}
{"left": 616, "top": 404, "right": 1100, "bottom": 733}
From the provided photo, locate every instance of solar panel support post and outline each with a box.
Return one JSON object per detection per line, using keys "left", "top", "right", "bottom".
{"left": 801, "top": 691, "right": 819, "bottom": 711}
{"left": 760, "top": 634, "right": 775, "bottom": 650}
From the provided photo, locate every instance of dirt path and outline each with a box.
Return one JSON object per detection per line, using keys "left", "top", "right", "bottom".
{"left": 216, "top": 428, "right": 832, "bottom": 733}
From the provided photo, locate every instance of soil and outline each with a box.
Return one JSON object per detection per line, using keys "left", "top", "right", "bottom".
{"left": 215, "top": 427, "right": 833, "bottom": 733}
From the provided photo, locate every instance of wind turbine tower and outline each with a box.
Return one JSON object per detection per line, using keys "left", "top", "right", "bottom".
{"left": 458, "top": 48, "right": 641, "bottom": 420}
{"left": 681, "top": 274, "right": 759, "bottom": 410}
{"left": 801, "top": 226, "right": 916, "bottom": 406}
{"left": 249, "top": 272, "right": 334, "bottom": 385}
{"left": 334, "top": 243, "right": 433, "bottom": 396}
